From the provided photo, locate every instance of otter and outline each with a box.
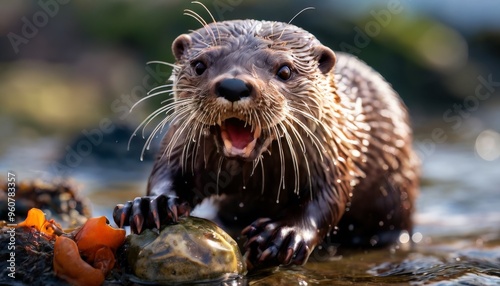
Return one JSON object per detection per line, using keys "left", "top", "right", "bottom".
{"left": 114, "top": 19, "right": 419, "bottom": 268}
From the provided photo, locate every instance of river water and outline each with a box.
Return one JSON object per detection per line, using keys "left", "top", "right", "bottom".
{"left": 1, "top": 107, "right": 499, "bottom": 285}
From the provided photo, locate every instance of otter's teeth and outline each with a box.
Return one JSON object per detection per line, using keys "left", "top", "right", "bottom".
{"left": 220, "top": 128, "right": 233, "bottom": 151}
{"left": 220, "top": 128, "right": 258, "bottom": 158}
{"left": 243, "top": 138, "right": 258, "bottom": 157}
{"left": 219, "top": 119, "right": 262, "bottom": 158}
{"left": 253, "top": 125, "right": 262, "bottom": 139}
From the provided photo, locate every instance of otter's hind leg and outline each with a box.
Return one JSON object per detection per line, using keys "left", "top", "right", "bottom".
{"left": 331, "top": 175, "right": 416, "bottom": 248}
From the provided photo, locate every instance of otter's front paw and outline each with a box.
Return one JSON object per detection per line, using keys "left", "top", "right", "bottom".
{"left": 113, "top": 195, "right": 190, "bottom": 234}
{"left": 242, "top": 218, "right": 313, "bottom": 269}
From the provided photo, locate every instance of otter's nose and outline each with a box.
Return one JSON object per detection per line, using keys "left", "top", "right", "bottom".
{"left": 216, "top": 78, "right": 252, "bottom": 102}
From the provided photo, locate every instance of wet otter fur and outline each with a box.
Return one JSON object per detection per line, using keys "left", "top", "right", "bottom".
{"left": 114, "top": 19, "right": 419, "bottom": 268}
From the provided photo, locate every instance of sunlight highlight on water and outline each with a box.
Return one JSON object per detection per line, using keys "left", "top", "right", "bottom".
{"left": 475, "top": 129, "right": 500, "bottom": 161}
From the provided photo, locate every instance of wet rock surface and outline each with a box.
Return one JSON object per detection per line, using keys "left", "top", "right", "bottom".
{"left": 125, "top": 216, "right": 246, "bottom": 284}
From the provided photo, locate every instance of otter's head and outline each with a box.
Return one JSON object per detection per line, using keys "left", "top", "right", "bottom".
{"left": 170, "top": 19, "right": 336, "bottom": 161}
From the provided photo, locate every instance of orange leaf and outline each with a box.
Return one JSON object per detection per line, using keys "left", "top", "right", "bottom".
{"left": 74, "top": 216, "right": 125, "bottom": 263}
{"left": 17, "top": 208, "right": 63, "bottom": 236}
{"left": 93, "top": 247, "right": 116, "bottom": 275}
{"left": 17, "top": 208, "right": 46, "bottom": 230}
{"left": 53, "top": 236, "right": 105, "bottom": 286}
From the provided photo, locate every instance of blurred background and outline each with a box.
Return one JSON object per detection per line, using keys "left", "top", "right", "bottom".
{"left": 0, "top": 0, "right": 499, "bottom": 237}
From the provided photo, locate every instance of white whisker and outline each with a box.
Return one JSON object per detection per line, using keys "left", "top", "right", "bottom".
{"left": 147, "top": 84, "right": 174, "bottom": 96}
{"left": 217, "top": 156, "right": 224, "bottom": 195}
{"left": 146, "top": 60, "right": 180, "bottom": 69}
{"left": 183, "top": 9, "right": 217, "bottom": 46}
{"left": 130, "top": 90, "right": 174, "bottom": 112}
{"left": 278, "top": 122, "right": 300, "bottom": 194}
{"left": 191, "top": 1, "right": 220, "bottom": 43}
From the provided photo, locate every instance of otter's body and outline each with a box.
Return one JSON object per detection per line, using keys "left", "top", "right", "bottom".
{"left": 115, "top": 20, "right": 419, "bottom": 268}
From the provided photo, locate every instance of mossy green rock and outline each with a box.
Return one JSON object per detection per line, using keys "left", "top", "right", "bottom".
{"left": 126, "top": 216, "right": 246, "bottom": 284}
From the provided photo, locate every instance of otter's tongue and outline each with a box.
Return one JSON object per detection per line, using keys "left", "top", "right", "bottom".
{"left": 224, "top": 118, "right": 254, "bottom": 149}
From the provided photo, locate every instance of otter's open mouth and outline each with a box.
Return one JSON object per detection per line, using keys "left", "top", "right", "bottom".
{"left": 220, "top": 118, "right": 262, "bottom": 158}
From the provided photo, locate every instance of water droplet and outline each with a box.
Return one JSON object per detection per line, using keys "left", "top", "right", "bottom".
{"left": 411, "top": 232, "right": 423, "bottom": 243}
{"left": 234, "top": 216, "right": 238, "bottom": 221}
{"left": 348, "top": 224, "right": 354, "bottom": 231}
{"left": 239, "top": 202, "right": 244, "bottom": 208}
{"left": 399, "top": 231, "right": 410, "bottom": 244}
{"left": 379, "top": 221, "right": 384, "bottom": 226}
{"left": 276, "top": 200, "right": 280, "bottom": 204}
{"left": 242, "top": 186, "right": 246, "bottom": 190}
{"left": 475, "top": 129, "right": 500, "bottom": 161}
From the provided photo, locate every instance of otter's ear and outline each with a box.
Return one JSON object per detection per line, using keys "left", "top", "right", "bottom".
{"left": 172, "top": 34, "right": 192, "bottom": 61}
{"left": 314, "top": 46, "right": 336, "bottom": 74}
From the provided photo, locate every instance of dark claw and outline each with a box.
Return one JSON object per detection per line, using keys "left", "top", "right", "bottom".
{"left": 150, "top": 194, "right": 167, "bottom": 230}
{"left": 131, "top": 197, "right": 149, "bottom": 233}
{"left": 167, "top": 197, "right": 179, "bottom": 222}
{"left": 113, "top": 195, "right": 191, "bottom": 234}
{"left": 242, "top": 218, "right": 314, "bottom": 269}
{"left": 242, "top": 218, "right": 272, "bottom": 236}
{"left": 283, "top": 248, "right": 294, "bottom": 265}
{"left": 113, "top": 201, "right": 133, "bottom": 228}
{"left": 113, "top": 204, "right": 125, "bottom": 228}
{"left": 291, "top": 243, "right": 309, "bottom": 265}
{"left": 258, "top": 243, "right": 279, "bottom": 262}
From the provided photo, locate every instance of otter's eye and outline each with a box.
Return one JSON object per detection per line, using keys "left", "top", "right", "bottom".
{"left": 276, "top": 65, "right": 292, "bottom": 81}
{"left": 193, "top": 61, "right": 207, "bottom": 75}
